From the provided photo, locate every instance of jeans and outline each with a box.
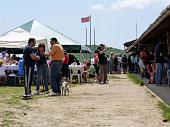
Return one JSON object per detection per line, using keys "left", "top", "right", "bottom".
{"left": 167, "top": 69, "right": 170, "bottom": 85}
{"left": 50, "top": 61, "right": 63, "bottom": 93}
{"left": 134, "top": 63, "right": 139, "bottom": 73}
{"left": 36, "top": 64, "right": 49, "bottom": 91}
{"left": 155, "top": 63, "right": 163, "bottom": 84}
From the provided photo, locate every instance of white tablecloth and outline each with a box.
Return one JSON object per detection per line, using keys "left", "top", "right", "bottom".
{"left": 4, "top": 65, "right": 18, "bottom": 71}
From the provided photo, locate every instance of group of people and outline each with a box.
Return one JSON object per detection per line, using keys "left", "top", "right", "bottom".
{"left": 126, "top": 43, "right": 170, "bottom": 86}
{"left": 23, "top": 37, "right": 64, "bottom": 96}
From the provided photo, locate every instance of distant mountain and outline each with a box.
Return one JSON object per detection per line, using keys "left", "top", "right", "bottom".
{"left": 72, "top": 45, "right": 125, "bottom": 62}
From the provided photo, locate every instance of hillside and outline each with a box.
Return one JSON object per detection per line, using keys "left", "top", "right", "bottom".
{"left": 73, "top": 45, "right": 125, "bottom": 62}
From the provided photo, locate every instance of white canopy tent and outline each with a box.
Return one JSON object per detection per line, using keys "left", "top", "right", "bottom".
{"left": 19, "top": 20, "right": 91, "bottom": 53}
{"left": 0, "top": 28, "right": 48, "bottom": 53}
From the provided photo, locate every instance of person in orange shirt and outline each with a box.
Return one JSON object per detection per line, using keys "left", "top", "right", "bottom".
{"left": 48, "top": 37, "right": 64, "bottom": 96}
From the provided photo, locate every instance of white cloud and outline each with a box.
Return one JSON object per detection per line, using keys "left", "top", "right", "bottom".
{"left": 91, "top": 4, "right": 105, "bottom": 11}
{"left": 110, "top": 0, "right": 170, "bottom": 11}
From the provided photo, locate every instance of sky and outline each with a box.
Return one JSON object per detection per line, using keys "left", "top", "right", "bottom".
{"left": 0, "top": 0, "right": 170, "bottom": 49}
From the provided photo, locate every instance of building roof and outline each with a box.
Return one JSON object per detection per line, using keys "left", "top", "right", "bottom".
{"left": 123, "top": 39, "right": 136, "bottom": 47}
{"left": 128, "top": 4, "right": 170, "bottom": 51}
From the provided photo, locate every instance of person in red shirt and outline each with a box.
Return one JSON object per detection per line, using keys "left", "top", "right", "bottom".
{"left": 62, "top": 50, "right": 69, "bottom": 80}
{"left": 93, "top": 48, "right": 100, "bottom": 81}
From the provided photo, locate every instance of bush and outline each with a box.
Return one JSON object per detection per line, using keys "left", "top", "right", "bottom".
{"left": 127, "top": 73, "right": 144, "bottom": 86}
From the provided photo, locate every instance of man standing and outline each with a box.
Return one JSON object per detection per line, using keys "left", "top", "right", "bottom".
{"left": 49, "top": 37, "right": 64, "bottom": 96}
{"left": 98, "top": 44, "right": 108, "bottom": 84}
{"left": 23, "top": 38, "right": 40, "bottom": 95}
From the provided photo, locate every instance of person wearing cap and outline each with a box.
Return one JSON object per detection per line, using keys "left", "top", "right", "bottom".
{"left": 98, "top": 44, "right": 108, "bottom": 84}
{"left": 48, "top": 37, "right": 64, "bottom": 96}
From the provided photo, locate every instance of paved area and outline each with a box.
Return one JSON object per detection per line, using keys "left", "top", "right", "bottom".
{"left": 134, "top": 73, "right": 170, "bottom": 106}
{"left": 145, "top": 84, "right": 170, "bottom": 105}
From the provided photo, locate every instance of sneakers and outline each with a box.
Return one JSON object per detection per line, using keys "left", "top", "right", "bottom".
{"left": 49, "top": 91, "right": 61, "bottom": 96}
{"left": 34, "top": 91, "right": 39, "bottom": 95}
{"left": 45, "top": 91, "right": 50, "bottom": 94}
{"left": 98, "top": 81, "right": 108, "bottom": 85}
{"left": 103, "top": 82, "right": 108, "bottom": 84}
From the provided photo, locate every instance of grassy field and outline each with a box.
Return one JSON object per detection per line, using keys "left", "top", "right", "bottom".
{"left": 0, "top": 86, "right": 26, "bottom": 126}
{"left": 0, "top": 83, "right": 80, "bottom": 126}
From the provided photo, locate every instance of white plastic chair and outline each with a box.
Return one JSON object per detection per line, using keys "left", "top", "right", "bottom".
{"left": 70, "top": 67, "right": 82, "bottom": 84}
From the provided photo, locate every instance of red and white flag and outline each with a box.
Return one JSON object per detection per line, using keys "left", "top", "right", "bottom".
{"left": 81, "top": 16, "right": 91, "bottom": 23}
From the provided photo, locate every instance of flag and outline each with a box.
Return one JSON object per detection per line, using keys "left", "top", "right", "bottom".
{"left": 81, "top": 16, "right": 91, "bottom": 23}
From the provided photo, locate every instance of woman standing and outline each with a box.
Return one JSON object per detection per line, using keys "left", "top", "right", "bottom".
{"left": 35, "top": 43, "right": 49, "bottom": 94}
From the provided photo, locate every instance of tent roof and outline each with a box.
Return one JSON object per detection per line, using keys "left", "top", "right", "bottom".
{"left": 0, "top": 28, "right": 47, "bottom": 51}
{"left": 19, "top": 20, "right": 91, "bottom": 53}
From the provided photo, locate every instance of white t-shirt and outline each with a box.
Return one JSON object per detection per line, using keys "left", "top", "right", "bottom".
{"left": 0, "top": 53, "right": 9, "bottom": 60}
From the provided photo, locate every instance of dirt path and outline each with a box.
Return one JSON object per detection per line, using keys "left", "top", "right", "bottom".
{"left": 15, "top": 74, "right": 170, "bottom": 127}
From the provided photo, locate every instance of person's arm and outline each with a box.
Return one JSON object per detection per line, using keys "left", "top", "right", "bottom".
{"left": 100, "top": 47, "right": 110, "bottom": 54}
{"left": 44, "top": 46, "right": 56, "bottom": 57}
{"left": 30, "top": 53, "right": 40, "bottom": 61}
{"left": 27, "top": 47, "right": 40, "bottom": 61}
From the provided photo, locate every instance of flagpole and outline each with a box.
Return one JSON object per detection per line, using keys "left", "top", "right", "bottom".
{"left": 86, "top": 27, "right": 87, "bottom": 61}
{"left": 89, "top": 14, "right": 92, "bottom": 62}
{"left": 94, "top": 27, "right": 95, "bottom": 46}
{"left": 136, "top": 20, "right": 138, "bottom": 39}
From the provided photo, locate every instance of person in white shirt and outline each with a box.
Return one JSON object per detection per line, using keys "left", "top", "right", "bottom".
{"left": 0, "top": 60, "right": 7, "bottom": 84}
{"left": 0, "top": 51, "right": 9, "bottom": 61}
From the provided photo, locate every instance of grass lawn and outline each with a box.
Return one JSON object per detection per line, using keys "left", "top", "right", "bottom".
{"left": 0, "top": 86, "right": 29, "bottom": 126}
{"left": 127, "top": 73, "right": 144, "bottom": 86}
{"left": 158, "top": 101, "right": 170, "bottom": 122}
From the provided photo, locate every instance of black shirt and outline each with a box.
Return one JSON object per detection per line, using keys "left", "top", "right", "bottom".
{"left": 156, "top": 55, "right": 165, "bottom": 63}
{"left": 98, "top": 53, "right": 107, "bottom": 65}
{"left": 23, "top": 45, "right": 36, "bottom": 67}
{"left": 36, "top": 52, "right": 47, "bottom": 66}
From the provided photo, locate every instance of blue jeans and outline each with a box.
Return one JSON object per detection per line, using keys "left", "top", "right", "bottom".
{"left": 36, "top": 64, "right": 49, "bottom": 91}
{"left": 50, "top": 61, "right": 63, "bottom": 93}
{"left": 155, "top": 63, "right": 163, "bottom": 84}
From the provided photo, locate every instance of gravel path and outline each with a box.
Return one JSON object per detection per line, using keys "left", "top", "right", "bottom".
{"left": 15, "top": 74, "right": 170, "bottom": 127}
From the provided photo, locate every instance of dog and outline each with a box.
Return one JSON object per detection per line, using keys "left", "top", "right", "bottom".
{"left": 61, "top": 81, "right": 70, "bottom": 96}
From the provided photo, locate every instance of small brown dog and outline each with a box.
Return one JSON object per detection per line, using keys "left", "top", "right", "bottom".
{"left": 61, "top": 81, "right": 69, "bottom": 96}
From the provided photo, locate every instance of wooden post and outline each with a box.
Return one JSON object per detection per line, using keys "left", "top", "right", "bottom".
{"left": 167, "top": 32, "right": 170, "bottom": 54}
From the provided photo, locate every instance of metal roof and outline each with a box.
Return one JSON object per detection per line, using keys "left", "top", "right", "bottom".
{"left": 128, "top": 4, "right": 170, "bottom": 51}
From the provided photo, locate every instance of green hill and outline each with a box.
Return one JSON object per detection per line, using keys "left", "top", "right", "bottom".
{"left": 73, "top": 45, "right": 125, "bottom": 62}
